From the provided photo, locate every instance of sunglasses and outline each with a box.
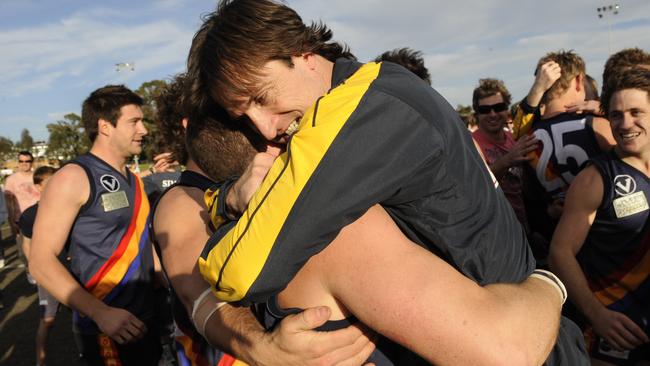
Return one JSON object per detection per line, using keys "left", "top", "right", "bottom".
{"left": 18, "top": 160, "right": 33, "bottom": 163}
{"left": 477, "top": 102, "right": 508, "bottom": 115}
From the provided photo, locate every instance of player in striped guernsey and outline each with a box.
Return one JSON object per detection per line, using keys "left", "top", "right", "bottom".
{"left": 550, "top": 68, "right": 650, "bottom": 365}
{"left": 30, "top": 85, "right": 161, "bottom": 365}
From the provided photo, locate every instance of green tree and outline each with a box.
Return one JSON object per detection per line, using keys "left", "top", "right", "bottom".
{"left": 456, "top": 104, "right": 476, "bottom": 128}
{"left": 19, "top": 128, "right": 34, "bottom": 151}
{"left": 46, "top": 113, "right": 90, "bottom": 162}
{"left": 135, "top": 79, "right": 168, "bottom": 160}
{"left": 0, "top": 136, "right": 13, "bottom": 162}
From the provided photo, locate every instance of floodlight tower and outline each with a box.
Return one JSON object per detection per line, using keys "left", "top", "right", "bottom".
{"left": 597, "top": 4, "right": 620, "bottom": 55}
{"left": 115, "top": 62, "right": 135, "bottom": 72}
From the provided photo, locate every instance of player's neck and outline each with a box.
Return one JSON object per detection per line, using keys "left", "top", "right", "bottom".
{"left": 89, "top": 143, "right": 128, "bottom": 176}
{"left": 185, "top": 159, "right": 210, "bottom": 180}
{"left": 616, "top": 147, "right": 650, "bottom": 177}
{"left": 543, "top": 93, "right": 580, "bottom": 119}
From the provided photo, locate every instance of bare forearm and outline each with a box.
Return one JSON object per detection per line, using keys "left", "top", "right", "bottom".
{"left": 30, "top": 254, "right": 108, "bottom": 319}
{"left": 482, "top": 277, "right": 562, "bottom": 366}
{"left": 526, "top": 85, "right": 546, "bottom": 109}
{"left": 549, "top": 251, "right": 603, "bottom": 321}
{"left": 22, "top": 237, "right": 31, "bottom": 259}
{"left": 204, "top": 304, "right": 268, "bottom": 365}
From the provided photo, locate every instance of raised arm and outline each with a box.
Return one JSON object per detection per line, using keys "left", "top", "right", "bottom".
{"left": 29, "top": 164, "right": 146, "bottom": 344}
{"left": 512, "top": 61, "right": 561, "bottom": 140}
{"left": 288, "top": 205, "right": 562, "bottom": 366}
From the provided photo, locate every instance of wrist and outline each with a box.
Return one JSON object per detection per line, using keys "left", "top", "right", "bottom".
{"left": 148, "top": 166, "right": 155, "bottom": 174}
{"left": 86, "top": 300, "right": 109, "bottom": 321}
{"left": 225, "top": 183, "right": 242, "bottom": 217}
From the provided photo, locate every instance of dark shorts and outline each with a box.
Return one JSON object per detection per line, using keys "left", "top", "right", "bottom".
{"left": 73, "top": 328, "right": 162, "bottom": 366}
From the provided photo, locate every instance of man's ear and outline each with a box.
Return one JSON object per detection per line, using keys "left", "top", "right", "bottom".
{"left": 181, "top": 117, "right": 188, "bottom": 130}
{"left": 575, "top": 73, "right": 584, "bottom": 92}
{"left": 301, "top": 52, "right": 317, "bottom": 70}
{"left": 98, "top": 119, "right": 112, "bottom": 137}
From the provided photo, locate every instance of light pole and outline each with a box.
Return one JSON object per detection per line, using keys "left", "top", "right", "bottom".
{"left": 115, "top": 62, "right": 135, "bottom": 72}
{"left": 597, "top": 4, "right": 620, "bottom": 55}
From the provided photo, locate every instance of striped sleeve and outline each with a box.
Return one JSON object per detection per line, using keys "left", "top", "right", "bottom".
{"left": 199, "top": 62, "right": 441, "bottom": 304}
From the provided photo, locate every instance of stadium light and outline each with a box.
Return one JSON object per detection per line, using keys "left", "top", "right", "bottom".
{"left": 115, "top": 62, "right": 135, "bottom": 72}
{"left": 597, "top": 4, "right": 620, "bottom": 55}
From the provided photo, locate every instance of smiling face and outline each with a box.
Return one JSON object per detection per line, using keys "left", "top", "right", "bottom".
{"left": 226, "top": 56, "right": 328, "bottom": 143}
{"left": 476, "top": 93, "right": 508, "bottom": 137}
{"left": 609, "top": 88, "right": 650, "bottom": 156}
{"left": 17, "top": 153, "right": 33, "bottom": 173}
{"left": 105, "top": 104, "right": 147, "bottom": 157}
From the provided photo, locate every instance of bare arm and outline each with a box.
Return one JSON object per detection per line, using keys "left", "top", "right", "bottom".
{"left": 526, "top": 61, "right": 561, "bottom": 109}
{"left": 154, "top": 186, "right": 374, "bottom": 365}
{"left": 22, "top": 235, "right": 31, "bottom": 260}
{"left": 549, "top": 166, "right": 649, "bottom": 350}
{"left": 29, "top": 165, "right": 146, "bottom": 344}
{"left": 296, "top": 205, "right": 562, "bottom": 366}
{"left": 4, "top": 189, "right": 18, "bottom": 233}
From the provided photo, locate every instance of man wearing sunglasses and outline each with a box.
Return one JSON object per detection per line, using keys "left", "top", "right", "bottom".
{"left": 472, "top": 78, "right": 539, "bottom": 232}
{"left": 4, "top": 151, "right": 40, "bottom": 269}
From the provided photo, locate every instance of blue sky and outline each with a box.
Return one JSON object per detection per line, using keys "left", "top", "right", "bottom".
{"left": 1, "top": 0, "right": 649, "bottom": 142}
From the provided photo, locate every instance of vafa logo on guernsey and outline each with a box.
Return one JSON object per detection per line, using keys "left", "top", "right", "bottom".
{"left": 614, "top": 175, "right": 637, "bottom": 196}
{"left": 100, "top": 174, "right": 120, "bottom": 192}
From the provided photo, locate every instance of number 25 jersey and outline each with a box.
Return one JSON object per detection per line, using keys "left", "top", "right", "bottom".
{"left": 529, "top": 112, "right": 602, "bottom": 199}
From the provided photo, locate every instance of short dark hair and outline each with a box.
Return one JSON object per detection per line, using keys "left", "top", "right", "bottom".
{"left": 472, "top": 78, "right": 512, "bottom": 113}
{"left": 375, "top": 48, "right": 431, "bottom": 85}
{"left": 154, "top": 74, "right": 189, "bottom": 165}
{"left": 33, "top": 166, "right": 57, "bottom": 185}
{"left": 81, "top": 85, "right": 143, "bottom": 141}
{"left": 603, "top": 48, "right": 650, "bottom": 85}
{"left": 601, "top": 68, "right": 650, "bottom": 115}
{"left": 186, "top": 104, "right": 265, "bottom": 182}
{"left": 584, "top": 74, "right": 599, "bottom": 101}
{"left": 186, "top": 0, "right": 354, "bottom": 112}
{"left": 18, "top": 151, "right": 33, "bottom": 160}
{"left": 535, "top": 50, "right": 585, "bottom": 104}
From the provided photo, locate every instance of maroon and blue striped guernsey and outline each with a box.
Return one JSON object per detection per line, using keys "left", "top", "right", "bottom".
{"left": 581, "top": 150, "right": 650, "bottom": 333}
{"left": 67, "top": 153, "right": 155, "bottom": 334}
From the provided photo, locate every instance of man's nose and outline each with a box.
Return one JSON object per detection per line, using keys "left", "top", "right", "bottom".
{"left": 138, "top": 121, "right": 148, "bottom": 135}
{"left": 246, "top": 108, "right": 277, "bottom": 140}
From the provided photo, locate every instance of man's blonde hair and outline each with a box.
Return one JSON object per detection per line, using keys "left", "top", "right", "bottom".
{"left": 536, "top": 50, "right": 585, "bottom": 104}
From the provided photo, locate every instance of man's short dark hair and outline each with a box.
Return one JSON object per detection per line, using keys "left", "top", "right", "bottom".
{"left": 81, "top": 85, "right": 143, "bottom": 142}
{"left": 375, "top": 48, "right": 431, "bottom": 85}
{"left": 154, "top": 74, "right": 189, "bottom": 165}
{"left": 603, "top": 48, "right": 650, "bottom": 86}
{"left": 186, "top": 104, "right": 265, "bottom": 182}
{"left": 18, "top": 151, "right": 33, "bottom": 160}
{"left": 186, "top": 0, "right": 355, "bottom": 112}
{"left": 536, "top": 50, "right": 585, "bottom": 104}
{"left": 33, "top": 166, "right": 57, "bottom": 185}
{"left": 584, "top": 74, "right": 599, "bottom": 101}
{"left": 472, "top": 78, "right": 512, "bottom": 113}
{"left": 601, "top": 68, "right": 650, "bottom": 115}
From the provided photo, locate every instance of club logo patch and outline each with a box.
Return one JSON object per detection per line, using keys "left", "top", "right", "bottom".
{"left": 100, "top": 174, "right": 120, "bottom": 192}
{"left": 614, "top": 175, "right": 636, "bottom": 196}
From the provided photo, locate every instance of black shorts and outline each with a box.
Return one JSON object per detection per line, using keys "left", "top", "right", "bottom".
{"left": 73, "top": 328, "right": 161, "bottom": 366}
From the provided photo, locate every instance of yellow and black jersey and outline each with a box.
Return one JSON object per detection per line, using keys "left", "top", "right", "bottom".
{"left": 199, "top": 59, "right": 588, "bottom": 365}
{"left": 199, "top": 59, "right": 534, "bottom": 305}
